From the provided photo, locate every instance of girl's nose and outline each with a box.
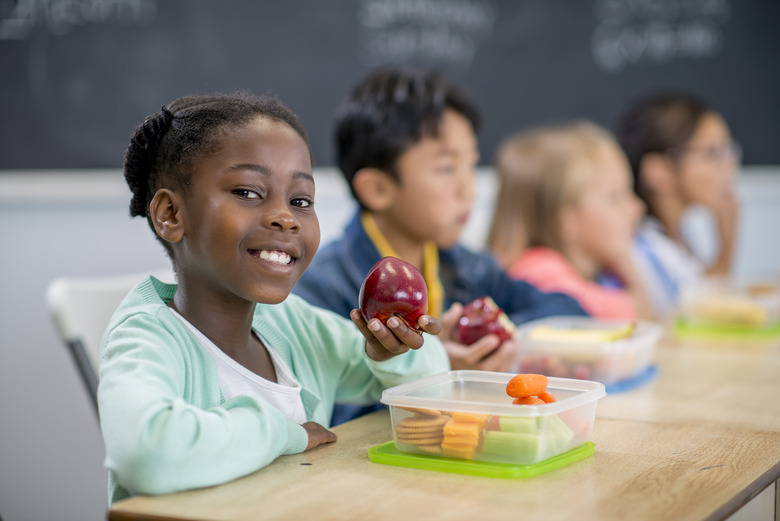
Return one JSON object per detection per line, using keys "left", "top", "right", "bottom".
{"left": 270, "top": 215, "right": 299, "bottom": 231}
{"left": 263, "top": 201, "right": 299, "bottom": 232}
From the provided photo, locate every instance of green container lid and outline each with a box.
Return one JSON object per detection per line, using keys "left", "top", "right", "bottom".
{"left": 675, "top": 318, "right": 780, "bottom": 341}
{"left": 368, "top": 440, "right": 594, "bottom": 479}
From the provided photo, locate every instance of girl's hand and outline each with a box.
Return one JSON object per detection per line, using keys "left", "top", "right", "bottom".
{"left": 350, "top": 309, "right": 442, "bottom": 362}
{"left": 604, "top": 250, "right": 656, "bottom": 320}
{"left": 303, "top": 421, "right": 337, "bottom": 451}
{"left": 707, "top": 189, "right": 739, "bottom": 276}
{"left": 604, "top": 245, "right": 640, "bottom": 284}
{"left": 713, "top": 188, "right": 739, "bottom": 241}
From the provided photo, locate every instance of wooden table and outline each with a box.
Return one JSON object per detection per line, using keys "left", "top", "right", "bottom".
{"left": 598, "top": 336, "right": 780, "bottom": 431}
{"left": 109, "top": 333, "right": 780, "bottom": 521}
{"left": 109, "top": 409, "right": 780, "bottom": 521}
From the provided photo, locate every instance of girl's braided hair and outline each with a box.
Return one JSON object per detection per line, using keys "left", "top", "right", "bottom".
{"left": 123, "top": 91, "right": 311, "bottom": 254}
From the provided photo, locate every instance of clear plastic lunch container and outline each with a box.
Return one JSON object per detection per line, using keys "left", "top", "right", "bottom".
{"left": 380, "top": 371, "right": 605, "bottom": 466}
{"left": 678, "top": 277, "right": 780, "bottom": 328}
{"left": 512, "top": 316, "right": 662, "bottom": 385}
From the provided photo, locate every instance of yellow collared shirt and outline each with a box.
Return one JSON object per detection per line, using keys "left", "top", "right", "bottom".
{"left": 360, "top": 211, "right": 444, "bottom": 319}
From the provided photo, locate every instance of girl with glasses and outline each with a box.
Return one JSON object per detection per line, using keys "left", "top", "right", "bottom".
{"left": 616, "top": 92, "right": 740, "bottom": 317}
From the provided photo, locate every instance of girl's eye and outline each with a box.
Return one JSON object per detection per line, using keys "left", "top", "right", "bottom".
{"left": 234, "top": 189, "right": 261, "bottom": 200}
{"left": 291, "top": 197, "right": 313, "bottom": 208}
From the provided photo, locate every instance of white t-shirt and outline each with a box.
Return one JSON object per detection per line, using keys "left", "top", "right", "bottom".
{"left": 633, "top": 217, "right": 704, "bottom": 317}
{"left": 170, "top": 309, "right": 307, "bottom": 425}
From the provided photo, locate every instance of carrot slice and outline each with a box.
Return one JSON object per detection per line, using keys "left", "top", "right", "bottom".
{"left": 506, "top": 374, "right": 548, "bottom": 398}
{"left": 512, "top": 396, "right": 545, "bottom": 405}
{"left": 538, "top": 391, "right": 557, "bottom": 403}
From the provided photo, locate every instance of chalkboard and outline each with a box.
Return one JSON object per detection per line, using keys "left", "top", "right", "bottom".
{"left": 1, "top": 0, "right": 778, "bottom": 169}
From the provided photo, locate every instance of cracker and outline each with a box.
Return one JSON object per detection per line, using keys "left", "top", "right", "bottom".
{"left": 395, "top": 424, "right": 446, "bottom": 434}
{"left": 397, "top": 406, "right": 442, "bottom": 417}
{"left": 396, "top": 430, "right": 444, "bottom": 438}
{"left": 397, "top": 435, "right": 444, "bottom": 445}
{"left": 397, "top": 415, "right": 449, "bottom": 429}
{"left": 398, "top": 430, "right": 443, "bottom": 437}
{"left": 397, "top": 436, "right": 443, "bottom": 447}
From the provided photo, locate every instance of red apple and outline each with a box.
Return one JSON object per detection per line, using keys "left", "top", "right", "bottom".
{"left": 457, "top": 296, "right": 515, "bottom": 345}
{"left": 359, "top": 256, "right": 429, "bottom": 329}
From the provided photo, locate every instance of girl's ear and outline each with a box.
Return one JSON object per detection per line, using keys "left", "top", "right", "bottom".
{"left": 149, "top": 189, "right": 185, "bottom": 243}
{"left": 639, "top": 152, "right": 676, "bottom": 195}
{"left": 352, "top": 168, "right": 398, "bottom": 212}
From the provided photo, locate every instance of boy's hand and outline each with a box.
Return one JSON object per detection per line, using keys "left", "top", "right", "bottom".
{"left": 439, "top": 302, "right": 519, "bottom": 372}
{"left": 443, "top": 336, "right": 519, "bottom": 372}
{"left": 350, "top": 308, "right": 442, "bottom": 362}
{"left": 303, "top": 421, "right": 337, "bottom": 451}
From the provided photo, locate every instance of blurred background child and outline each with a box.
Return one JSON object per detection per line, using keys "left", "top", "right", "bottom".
{"left": 487, "top": 121, "right": 653, "bottom": 320}
{"left": 294, "top": 68, "right": 587, "bottom": 424}
{"left": 616, "top": 92, "right": 741, "bottom": 317}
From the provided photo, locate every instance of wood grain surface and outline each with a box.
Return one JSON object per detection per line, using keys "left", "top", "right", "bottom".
{"left": 598, "top": 337, "right": 780, "bottom": 432}
{"left": 109, "top": 410, "right": 780, "bottom": 521}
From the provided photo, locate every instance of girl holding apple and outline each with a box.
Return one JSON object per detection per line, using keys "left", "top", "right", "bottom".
{"left": 98, "top": 92, "right": 448, "bottom": 503}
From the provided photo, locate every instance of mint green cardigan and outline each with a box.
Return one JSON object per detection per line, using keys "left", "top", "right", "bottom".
{"left": 98, "top": 277, "right": 449, "bottom": 503}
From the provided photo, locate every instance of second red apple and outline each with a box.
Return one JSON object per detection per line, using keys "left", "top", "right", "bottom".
{"left": 457, "top": 296, "right": 515, "bottom": 345}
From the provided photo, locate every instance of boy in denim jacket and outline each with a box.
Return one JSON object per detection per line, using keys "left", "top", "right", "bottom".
{"left": 294, "top": 68, "right": 587, "bottom": 424}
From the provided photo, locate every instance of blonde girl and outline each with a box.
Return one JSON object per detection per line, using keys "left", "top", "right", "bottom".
{"left": 487, "top": 121, "right": 653, "bottom": 320}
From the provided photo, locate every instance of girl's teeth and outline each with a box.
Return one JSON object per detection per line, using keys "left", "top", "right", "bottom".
{"left": 259, "top": 250, "right": 291, "bottom": 265}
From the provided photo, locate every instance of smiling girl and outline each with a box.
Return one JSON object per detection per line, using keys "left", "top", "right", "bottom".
{"left": 99, "top": 92, "right": 448, "bottom": 502}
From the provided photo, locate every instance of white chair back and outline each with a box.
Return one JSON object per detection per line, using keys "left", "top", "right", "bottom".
{"left": 45, "top": 268, "right": 174, "bottom": 415}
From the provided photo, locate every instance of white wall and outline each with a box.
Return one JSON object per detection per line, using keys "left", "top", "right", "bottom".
{"left": 0, "top": 167, "right": 778, "bottom": 521}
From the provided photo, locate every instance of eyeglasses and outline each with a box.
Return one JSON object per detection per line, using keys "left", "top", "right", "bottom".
{"left": 668, "top": 142, "right": 743, "bottom": 164}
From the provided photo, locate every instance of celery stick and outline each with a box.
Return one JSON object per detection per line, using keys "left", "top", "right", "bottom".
{"left": 539, "top": 414, "right": 574, "bottom": 440}
{"left": 482, "top": 431, "right": 539, "bottom": 462}
{"left": 499, "top": 416, "right": 538, "bottom": 434}
{"left": 538, "top": 414, "right": 575, "bottom": 456}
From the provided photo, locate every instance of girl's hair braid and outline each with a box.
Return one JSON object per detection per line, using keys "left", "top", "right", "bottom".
{"left": 125, "top": 107, "right": 174, "bottom": 218}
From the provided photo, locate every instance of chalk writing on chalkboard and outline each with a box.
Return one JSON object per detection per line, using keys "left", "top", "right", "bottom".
{"left": 591, "top": 0, "right": 730, "bottom": 73}
{"left": 358, "top": 0, "right": 496, "bottom": 69}
{"left": 0, "top": 0, "right": 156, "bottom": 40}
{"left": 0, "top": 1, "right": 778, "bottom": 168}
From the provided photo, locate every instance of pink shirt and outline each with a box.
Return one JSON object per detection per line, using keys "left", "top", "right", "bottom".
{"left": 507, "top": 247, "right": 636, "bottom": 320}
